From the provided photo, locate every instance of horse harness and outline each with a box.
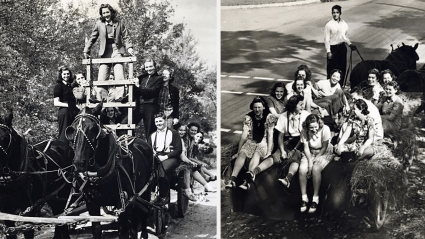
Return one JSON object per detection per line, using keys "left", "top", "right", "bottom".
{"left": 65, "top": 113, "right": 158, "bottom": 215}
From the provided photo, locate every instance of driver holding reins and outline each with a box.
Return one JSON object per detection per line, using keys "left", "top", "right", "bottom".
{"left": 148, "top": 112, "right": 182, "bottom": 206}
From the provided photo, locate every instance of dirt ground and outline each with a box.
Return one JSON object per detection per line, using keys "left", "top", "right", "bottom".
{"left": 221, "top": 118, "right": 425, "bottom": 239}
{"left": 27, "top": 170, "right": 218, "bottom": 239}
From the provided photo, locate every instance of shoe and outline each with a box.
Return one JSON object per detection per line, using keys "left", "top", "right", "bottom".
{"left": 182, "top": 190, "right": 197, "bottom": 202}
{"left": 204, "top": 185, "right": 217, "bottom": 192}
{"left": 154, "top": 196, "right": 170, "bottom": 207}
{"left": 308, "top": 202, "right": 318, "bottom": 213}
{"left": 246, "top": 171, "right": 255, "bottom": 183}
{"left": 278, "top": 176, "right": 290, "bottom": 188}
{"left": 300, "top": 200, "right": 308, "bottom": 212}
{"left": 209, "top": 175, "right": 217, "bottom": 181}
{"left": 239, "top": 180, "right": 250, "bottom": 190}
{"left": 224, "top": 180, "right": 236, "bottom": 189}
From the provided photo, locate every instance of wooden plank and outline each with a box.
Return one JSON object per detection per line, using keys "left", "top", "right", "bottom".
{"left": 58, "top": 215, "right": 117, "bottom": 222}
{"left": 0, "top": 212, "right": 75, "bottom": 224}
{"left": 92, "top": 80, "right": 136, "bottom": 86}
{"left": 86, "top": 102, "right": 136, "bottom": 108}
{"left": 104, "top": 124, "right": 136, "bottom": 130}
{"left": 82, "top": 57, "right": 137, "bottom": 65}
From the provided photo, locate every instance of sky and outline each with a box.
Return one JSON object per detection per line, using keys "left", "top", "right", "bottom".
{"left": 62, "top": 0, "right": 218, "bottom": 66}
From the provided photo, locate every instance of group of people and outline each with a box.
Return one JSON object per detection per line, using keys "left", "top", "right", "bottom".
{"left": 53, "top": 4, "right": 216, "bottom": 206}
{"left": 225, "top": 63, "right": 404, "bottom": 213}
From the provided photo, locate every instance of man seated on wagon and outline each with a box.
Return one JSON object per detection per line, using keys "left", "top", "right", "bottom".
{"left": 148, "top": 112, "right": 182, "bottom": 206}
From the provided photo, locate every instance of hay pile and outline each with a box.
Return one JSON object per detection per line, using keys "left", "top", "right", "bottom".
{"left": 350, "top": 143, "right": 408, "bottom": 207}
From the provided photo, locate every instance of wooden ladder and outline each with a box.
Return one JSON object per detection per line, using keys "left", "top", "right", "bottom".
{"left": 82, "top": 57, "right": 137, "bottom": 135}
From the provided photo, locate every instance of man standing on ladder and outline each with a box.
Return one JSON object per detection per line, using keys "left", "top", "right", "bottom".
{"left": 324, "top": 5, "right": 356, "bottom": 85}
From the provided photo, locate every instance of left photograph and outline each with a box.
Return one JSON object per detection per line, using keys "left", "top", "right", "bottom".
{"left": 0, "top": 0, "right": 217, "bottom": 238}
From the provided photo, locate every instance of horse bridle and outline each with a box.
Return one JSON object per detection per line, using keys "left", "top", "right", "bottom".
{"left": 0, "top": 124, "right": 12, "bottom": 157}
{"left": 67, "top": 114, "right": 102, "bottom": 165}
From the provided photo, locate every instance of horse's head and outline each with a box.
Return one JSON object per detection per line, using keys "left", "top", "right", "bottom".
{"left": 393, "top": 43, "right": 419, "bottom": 70}
{"left": 66, "top": 103, "right": 105, "bottom": 173}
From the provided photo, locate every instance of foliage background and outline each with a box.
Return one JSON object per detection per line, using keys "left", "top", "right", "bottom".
{"left": 0, "top": 0, "right": 217, "bottom": 142}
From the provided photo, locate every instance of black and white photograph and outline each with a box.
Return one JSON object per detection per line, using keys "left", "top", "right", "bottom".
{"left": 221, "top": 0, "right": 425, "bottom": 238}
{"left": 0, "top": 0, "right": 217, "bottom": 238}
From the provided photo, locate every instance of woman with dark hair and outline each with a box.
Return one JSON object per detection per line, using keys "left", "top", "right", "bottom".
{"left": 377, "top": 81, "right": 404, "bottom": 136}
{"left": 286, "top": 75, "right": 322, "bottom": 113}
{"left": 335, "top": 99, "right": 376, "bottom": 160}
{"left": 380, "top": 69, "right": 396, "bottom": 85}
{"left": 286, "top": 65, "right": 317, "bottom": 96}
{"left": 273, "top": 95, "right": 310, "bottom": 188}
{"left": 160, "top": 68, "right": 179, "bottom": 128}
{"left": 361, "top": 68, "right": 384, "bottom": 105}
{"left": 54, "top": 66, "right": 77, "bottom": 143}
{"left": 224, "top": 96, "right": 274, "bottom": 190}
{"left": 314, "top": 69, "right": 350, "bottom": 117}
{"left": 266, "top": 82, "right": 287, "bottom": 117}
{"left": 298, "top": 114, "right": 333, "bottom": 213}
{"left": 84, "top": 3, "right": 134, "bottom": 82}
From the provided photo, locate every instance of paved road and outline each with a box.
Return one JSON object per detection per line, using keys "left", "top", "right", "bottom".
{"left": 221, "top": 0, "right": 425, "bottom": 145}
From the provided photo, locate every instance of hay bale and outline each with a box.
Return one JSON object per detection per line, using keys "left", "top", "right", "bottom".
{"left": 221, "top": 143, "right": 238, "bottom": 178}
{"left": 350, "top": 146, "right": 408, "bottom": 207}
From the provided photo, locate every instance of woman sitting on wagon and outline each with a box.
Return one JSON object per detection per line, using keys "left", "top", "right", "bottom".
{"left": 224, "top": 96, "right": 274, "bottom": 190}
{"left": 313, "top": 69, "right": 350, "bottom": 118}
{"left": 299, "top": 114, "right": 333, "bottom": 213}
{"left": 376, "top": 81, "right": 404, "bottom": 136}
{"left": 380, "top": 69, "right": 396, "bottom": 86}
{"left": 358, "top": 68, "right": 385, "bottom": 106}
{"left": 274, "top": 95, "right": 310, "bottom": 188}
{"left": 287, "top": 75, "right": 324, "bottom": 114}
{"left": 266, "top": 82, "right": 287, "bottom": 118}
{"left": 335, "top": 99, "right": 376, "bottom": 160}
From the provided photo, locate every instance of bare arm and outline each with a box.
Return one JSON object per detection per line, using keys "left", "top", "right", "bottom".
{"left": 53, "top": 97, "right": 68, "bottom": 108}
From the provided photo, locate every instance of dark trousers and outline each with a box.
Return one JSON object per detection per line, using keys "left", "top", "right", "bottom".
{"left": 57, "top": 107, "right": 72, "bottom": 143}
{"left": 327, "top": 43, "right": 348, "bottom": 82}
{"left": 137, "top": 103, "right": 159, "bottom": 138}
{"left": 158, "top": 157, "right": 180, "bottom": 197}
{"left": 122, "top": 103, "right": 159, "bottom": 138}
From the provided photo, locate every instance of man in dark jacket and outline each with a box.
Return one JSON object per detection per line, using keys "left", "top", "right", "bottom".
{"left": 131, "top": 58, "right": 163, "bottom": 137}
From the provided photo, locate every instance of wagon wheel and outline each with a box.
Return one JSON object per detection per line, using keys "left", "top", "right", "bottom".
{"left": 177, "top": 173, "right": 189, "bottom": 217}
{"left": 371, "top": 191, "right": 388, "bottom": 231}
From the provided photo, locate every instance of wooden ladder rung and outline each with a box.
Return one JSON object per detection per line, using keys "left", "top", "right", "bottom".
{"left": 82, "top": 57, "right": 137, "bottom": 64}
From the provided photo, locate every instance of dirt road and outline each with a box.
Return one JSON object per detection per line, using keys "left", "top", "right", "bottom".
{"left": 31, "top": 171, "right": 218, "bottom": 239}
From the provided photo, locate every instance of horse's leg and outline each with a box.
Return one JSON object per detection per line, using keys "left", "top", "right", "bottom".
{"left": 23, "top": 229, "right": 35, "bottom": 239}
{"left": 140, "top": 212, "right": 148, "bottom": 239}
{"left": 118, "top": 210, "right": 130, "bottom": 239}
{"left": 5, "top": 220, "right": 18, "bottom": 239}
{"left": 87, "top": 199, "right": 102, "bottom": 239}
{"left": 53, "top": 225, "right": 70, "bottom": 239}
{"left": 129, "top": 210, "right": 140, "bottom": 239}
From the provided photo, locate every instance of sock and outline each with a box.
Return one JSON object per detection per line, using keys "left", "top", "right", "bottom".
{"left": 312, "top": 196, "right": 319, "bottom": 204}
{"left": 231, "top": 176, "right": 237, "bottom": 182}
{"left": 252, "top": 167, "right": 261, "bottom": 175}
{"left": 302, "top": 194, "right": 308, "bottom": 202}
{"left": 287, "top": 173, "right": 293, "bottom": 181}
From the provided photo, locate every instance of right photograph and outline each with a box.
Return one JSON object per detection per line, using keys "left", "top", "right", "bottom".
{"left": 221, "top": 0, "right": 425, "bottom": 238}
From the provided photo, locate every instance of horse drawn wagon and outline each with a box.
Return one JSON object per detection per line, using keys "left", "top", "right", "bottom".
{"left": 0, "top": 56, "right": 190, "bottom": 239}
{"left": 223, "top": 42, "right": 421, "bottom": 232}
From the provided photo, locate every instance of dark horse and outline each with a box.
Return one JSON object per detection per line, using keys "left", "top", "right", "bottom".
{"left": 349, "top": 43, "right": 419, "bottom": 90}
{"left": 0, "top": 109, "right": 74, "bottom": 239}
{"left": 65, "top": 104, "right": 154, "bottom": 239}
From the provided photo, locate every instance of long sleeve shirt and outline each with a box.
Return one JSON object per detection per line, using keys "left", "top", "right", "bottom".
{"left": 324, "top": 18, "right": 352, "bottom": 53}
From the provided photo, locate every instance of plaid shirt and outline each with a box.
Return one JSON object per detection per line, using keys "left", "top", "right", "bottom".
{"left": 159, "top": 85, "right": 172, "bottom": 112}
